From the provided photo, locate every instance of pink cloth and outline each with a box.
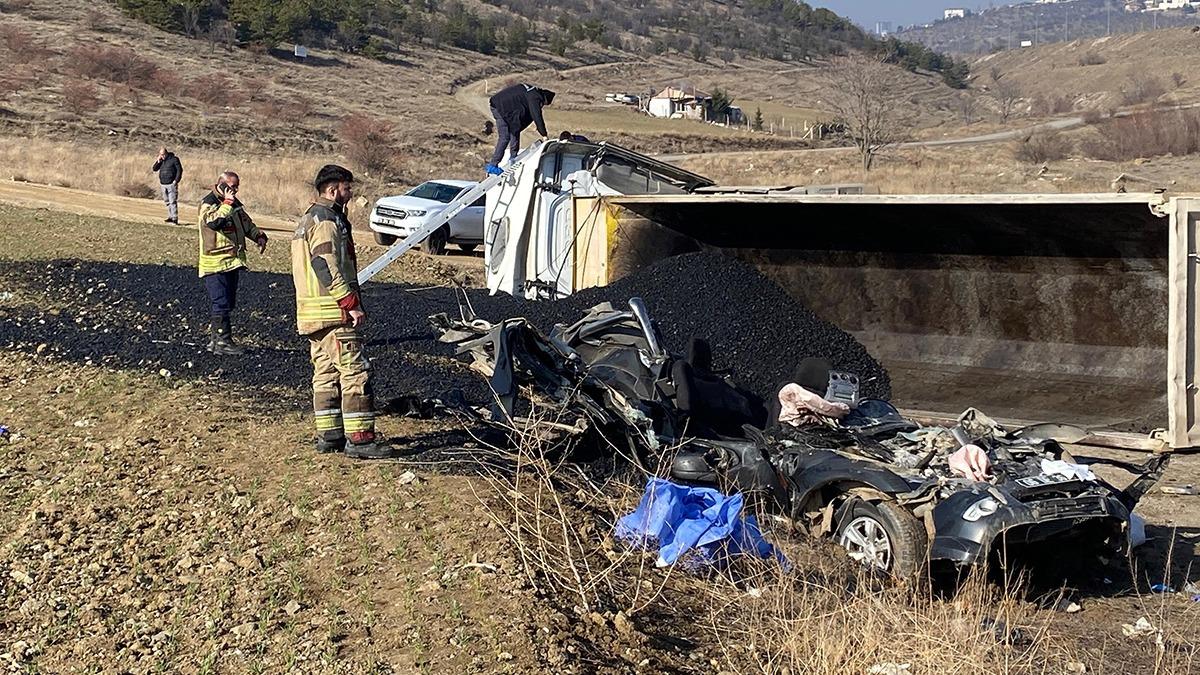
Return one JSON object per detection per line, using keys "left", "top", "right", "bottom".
{"left": 948, "top": 444, "right": 992, "bottom": 481}
{"left": 778, "top": 383, "right": 850, "bottom": 427}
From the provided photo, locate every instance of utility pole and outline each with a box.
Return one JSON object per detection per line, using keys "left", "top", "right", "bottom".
{"left": 1107, "top": 1, "right": 1111, "bottom": 37}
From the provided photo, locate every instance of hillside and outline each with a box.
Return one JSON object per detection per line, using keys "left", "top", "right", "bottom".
{"left": 900, "top": 0, "right": 1200, "bottom": 55}
{"left": 110, "top": 0, "right": 875, "bottom": 64}
{"left": 974, "top": 27, "right": 1200, "bottom": 113}
{"left": 0, "top": 0, "right": 981, "bottom": 219}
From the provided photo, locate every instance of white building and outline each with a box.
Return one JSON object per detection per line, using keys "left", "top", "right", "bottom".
{"left": 1145, "top": 0, "right": 1200, "bottom": 9}
{"left": 646, "top": 86, "right": 712, "bottom": 120}
{"left": 944, "top": 8, "right": 968, "bottom": 19}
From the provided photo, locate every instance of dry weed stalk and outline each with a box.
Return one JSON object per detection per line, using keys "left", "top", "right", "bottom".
{"left": 456, "top": 397, "right": 1197, "bottom": 673}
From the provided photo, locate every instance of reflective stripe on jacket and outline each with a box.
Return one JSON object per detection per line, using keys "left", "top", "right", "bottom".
{"left": 197, "top": 192, "right": 262, "bottom": 277}
{"left": 291, "top": 198, "right": 360, "bottom": 335}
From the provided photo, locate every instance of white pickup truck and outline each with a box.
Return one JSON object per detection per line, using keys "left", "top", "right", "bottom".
{"left": 369, "top": 179, "right": 485, "bottom": 255}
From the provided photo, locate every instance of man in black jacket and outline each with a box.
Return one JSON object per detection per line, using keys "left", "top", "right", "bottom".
{"left": 152, "top": 147, "right": 184, "bottom": 224}
{"left": 486, "top": 83, "right": 555, "bottom": 175}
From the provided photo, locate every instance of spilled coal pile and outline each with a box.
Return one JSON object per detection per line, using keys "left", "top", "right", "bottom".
{"left": 0, "top": 251, "right": 888, "bottom": 410}
{"left": 466, "top": 251, "right": 891, "bottom": 402}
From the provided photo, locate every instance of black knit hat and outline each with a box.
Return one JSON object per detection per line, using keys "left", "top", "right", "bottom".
{"left": 314, "top": 164, "right": 354, "bottom": 192}
{"left": 539, "top": 88, "right": 556, "bottom": 106}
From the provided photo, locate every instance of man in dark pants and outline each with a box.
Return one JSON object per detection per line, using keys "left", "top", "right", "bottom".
{"left": 152, "top": 147, "right": 183, "bottom": 224}
{"left": 197, "top": 171, "right": 268, "bottom": 355}
{"left": 486, "top": 83, "right": 555, "bottom": 175}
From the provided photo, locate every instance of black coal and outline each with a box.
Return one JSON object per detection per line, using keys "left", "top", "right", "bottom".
{"left": 0, "top": 251, "right": 889, "bottom": 412}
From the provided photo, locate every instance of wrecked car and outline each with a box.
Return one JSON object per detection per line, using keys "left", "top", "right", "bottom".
{"left": 433, "top": 299, "right": 1168, "bottom": 578}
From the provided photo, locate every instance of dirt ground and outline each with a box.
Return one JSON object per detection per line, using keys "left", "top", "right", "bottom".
{"left": 1, "top": 205, "right": 1199, "bottom": 673}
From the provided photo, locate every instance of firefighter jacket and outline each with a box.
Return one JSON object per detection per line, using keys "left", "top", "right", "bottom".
{"left": 291, "top": 198, "right": 362, "bottom": 335}
{"left": 197, "top": 191, "right": 264, "bottom": 277}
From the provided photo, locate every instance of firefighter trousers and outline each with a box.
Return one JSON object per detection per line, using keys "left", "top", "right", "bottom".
{"left": 309, "top": 325, "right": 375, "bottom": 440}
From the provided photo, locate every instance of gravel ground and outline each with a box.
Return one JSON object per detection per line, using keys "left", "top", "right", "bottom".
{"left": 0, "top": 251, "right": 889, "bottom": 412}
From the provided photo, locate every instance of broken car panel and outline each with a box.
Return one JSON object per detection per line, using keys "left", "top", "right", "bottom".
{"left": 433, "top": 300, "right": 1168, "bottom": 577}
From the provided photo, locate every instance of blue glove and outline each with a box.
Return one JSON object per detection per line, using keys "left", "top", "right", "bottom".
{"left": 484, "top": 163, "right": 503, "bottom": 176}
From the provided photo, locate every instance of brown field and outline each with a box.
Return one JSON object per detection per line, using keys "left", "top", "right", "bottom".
{"left": 2, "top": 207, "right": 1199, "bottom": 673}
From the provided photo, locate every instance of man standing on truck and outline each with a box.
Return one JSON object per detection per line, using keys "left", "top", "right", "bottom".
{"left": 198, "top": 171, "right": 268, "bottom": 355}
{"left": 291, "top": 164, "right": 390, "bottom": 460}
{"left": 485, "top": 83, "right": 555, "bottom": 175}
{"left": 152, "top": 146, "right": 183, "bottom": 224}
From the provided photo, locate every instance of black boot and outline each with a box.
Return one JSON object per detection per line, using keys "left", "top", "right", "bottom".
{"left": 314, "top": 434, "right": 345, "bottom": 454}
{"left": 210, "top": 316, "right": 244, "bottom": 356}
{"left": 345, "top": 431, "right": 393, "bottom": 460}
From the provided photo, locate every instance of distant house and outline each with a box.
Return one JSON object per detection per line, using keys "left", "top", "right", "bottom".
{"left": 1145, "top": 0, "right": 1200, "bottom": 9}
{"left": 647, "top": 86, "right": 713, "bottom": 120}
{"left": 943, "top": 8, "right": 967, "bottom": 19}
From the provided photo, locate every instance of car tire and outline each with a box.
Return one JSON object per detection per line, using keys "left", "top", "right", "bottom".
{"left": 457, "top": 243, "right": 478, "bottom": 253}
{"left": 420, "top": 225, "right": 449, "bottom": 255}
{"left": 373, "top": 231, "right": 397, "bottom": 246}
{"left": 835, "top": 499, "right": 928, "bottom": 580}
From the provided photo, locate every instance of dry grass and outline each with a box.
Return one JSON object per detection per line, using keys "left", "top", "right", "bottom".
{"left": 1082, "top": 109, "right": 1200, "bottom": 162}
{"left": 466, "top": 411, "right": 1199, "bottom": 673}
{"left": 0, "top": 136, "right": 326, "bottom": 218}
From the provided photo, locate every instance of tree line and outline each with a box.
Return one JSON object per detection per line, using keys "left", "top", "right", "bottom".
{"left": 110, "top": 0, "right": 966, "bottom": 87}
{"left": 112, "top": 0, "right": 533, "bottom": 57}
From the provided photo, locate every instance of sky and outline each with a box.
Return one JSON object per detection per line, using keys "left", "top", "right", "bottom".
{"left": 813, "top": 1, "right": 1008, "bottom": 30}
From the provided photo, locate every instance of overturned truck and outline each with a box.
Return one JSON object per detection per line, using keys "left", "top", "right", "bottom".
{"left": 483, "top": 139, "right": 1200, "bottom": 453}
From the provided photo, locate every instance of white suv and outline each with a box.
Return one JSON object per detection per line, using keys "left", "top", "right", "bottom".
{"left": 369, "top": 179, "right": 484, "bottom": 255}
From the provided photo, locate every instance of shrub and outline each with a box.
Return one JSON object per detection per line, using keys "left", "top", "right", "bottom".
{"left": 1080, "top": 108, "right": 1104, "bottom": 125}
{"left": 339, "top": 113, "right": 395, "bottom": 174}
{"left": 1120, "top": 76, "right": 1166, "bottom": 106}
{"left": 1172, "top": 72, "right": 1186, "bottom": 88}
{"left": 1081, "top": 109, "right": 1200, "bottom": 161}
{"left": 1030, "top": 92, "right": 1073, "bottom": 116}
{"left": 1012, "top": 130, "right": 1073, "bottom": 164}
{"left": 150, "top": 69, "right": 182, "bottom": 95}
{"left": 0, "top": 73, "right": 34, "bottom": 98}
{"left": 117, "top": 181, "right": 156, "bottom": 199}
{"left": 189, "top": 73, "right": 245, "bottom": 108}
{"left": 108, "top": 83, "right": 143, "bottom": 106}
{"left": 60, "top": 81, "right": 102, "bottom": 115}
{"left": 0, "top": 24, "right": 46, "bottom": 64}
{"left": 82, "top": 8, "right": 109, "bottom": 31}
{"left": 65, "top": 44, "right": 159, "bottom": 89}
{"left": 1077, "top": 51, "right": 1106, "bottom": 66}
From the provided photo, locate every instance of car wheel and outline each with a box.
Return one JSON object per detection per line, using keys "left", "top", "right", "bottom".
{"left": 835, "top": 500, "right": 927, "bottom": 580}
{"left": 373, "top": 231, "right": 397, "bottom": 246}
{"left": 457, "top": 243, "right": 478, "bottom": 253}
{"left": 420, "top": 225, "right": 449, "bottom": 255}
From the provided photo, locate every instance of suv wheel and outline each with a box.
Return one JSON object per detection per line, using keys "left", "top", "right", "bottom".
{"left": 373, "top": 231, "right": 397, "bottom": 246}
{"left": 835, "top": 500, "right": 927, "bottom": 580}
{"left": 420, "top": 225, "right": 449, "bottom": 255}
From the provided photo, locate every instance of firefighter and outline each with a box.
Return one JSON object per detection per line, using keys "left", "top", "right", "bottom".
{"left": 197, "top": 171, "right": 267, "bottom": 355}
{"left": 291, "top": 164, "right": 389, "bottom": 460}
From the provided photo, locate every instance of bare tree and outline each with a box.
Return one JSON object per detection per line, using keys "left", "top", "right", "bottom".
{"left": 819, "top": 54, "right": 910, "bottom": 172}
{"left": 958, "top": 95, "right": 979, "bottom": 125}
{"left": 989, "top": 70, "right": 1021, "bottom": 123}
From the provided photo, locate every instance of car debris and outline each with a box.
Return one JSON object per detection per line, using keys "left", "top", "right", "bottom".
{"left": 434, "top": 298, "right": 1169, "bottom": 578}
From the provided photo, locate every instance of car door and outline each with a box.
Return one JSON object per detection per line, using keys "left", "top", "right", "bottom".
{"left": 449, "top": 193, "right": 486, "bottom": 242}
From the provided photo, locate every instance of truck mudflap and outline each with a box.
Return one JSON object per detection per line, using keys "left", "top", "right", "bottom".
{"left": 928, "top": 454, "right": 1169, "bottom": 566}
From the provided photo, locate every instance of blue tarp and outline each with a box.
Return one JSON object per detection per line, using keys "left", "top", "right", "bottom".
{"left": 615, "top": 478, "right": 783, "bottom": 569}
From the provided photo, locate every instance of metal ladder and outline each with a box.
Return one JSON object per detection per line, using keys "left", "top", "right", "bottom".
{"left": 357, "top": 141, "right": 544, "bottom": 284}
